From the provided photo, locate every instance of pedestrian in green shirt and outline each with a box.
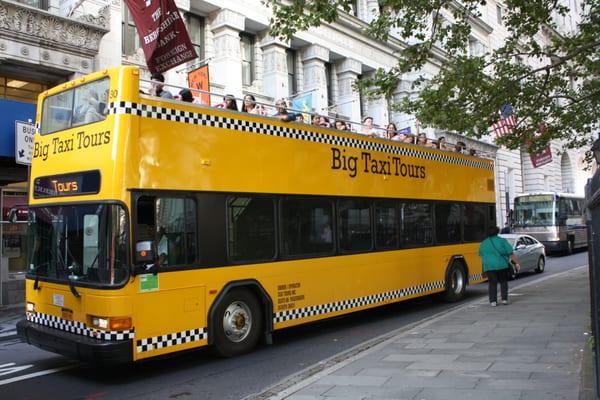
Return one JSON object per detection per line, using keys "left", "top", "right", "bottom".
{"left": 479, "top": 226, "right": 521, "bottom": 307}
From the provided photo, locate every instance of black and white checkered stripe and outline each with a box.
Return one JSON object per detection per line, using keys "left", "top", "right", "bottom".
{"left": 469, "top": 272, "right": 485, "bottom": 282}
{"left": 107, "top": 102, "right": 492, "bottom": 170}
{"left": 26, "top": 312, "right": 134, "bottom": 341}
{"left": 273, "top": 280, "right": 445, "bottom": 324}
{"left": 136, "top": 327, "right": 207, "bottom": 353}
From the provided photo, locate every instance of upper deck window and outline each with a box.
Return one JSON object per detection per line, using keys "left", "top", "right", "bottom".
{"left": 40, "top": 78, "right": 109, "bottom": 135}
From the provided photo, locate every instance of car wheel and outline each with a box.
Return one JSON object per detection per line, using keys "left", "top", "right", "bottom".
{"left": 442, "top": 262, "right": 466, "bottom": 302}
{"left": 535, "top": 256, "right": 545, "bottom": 273}
{"left": 212, "top": 289, "right": 263, "bottom": 357}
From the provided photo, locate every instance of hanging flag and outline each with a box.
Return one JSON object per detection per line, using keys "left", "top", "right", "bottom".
{"left": 492, "top": 114, "right": 517, "bottom": 138}
{"left": 187, "top": 64, "right": 210, "bottom": 105}
{"left": 529, "top": 122, "right": 553, "bottom": 168}
{"left": 530, "top": 145, "right": 553, "bottom": 168}
{"left": 291, "top": 93, "right": 313, "bottom": 123}
{"left": 124, "top": 0, "right": 197, "bottom": 74}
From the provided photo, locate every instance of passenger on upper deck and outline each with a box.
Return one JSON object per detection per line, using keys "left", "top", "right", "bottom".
{"left": 360, "top": 116, "right": 380, "bottom": 137}
{"left": 241, "top": 94, "right": 266, "bottom": 115}
{"left": 335, "top": 120, "right": 347, "bottom": 131}
{"left": 216, "top": 95, "right": 238, "bottom": 111}
{"left": 318, "top": 116, "right": 331, "bottom": 128}
{"left": 385, "top": 123, "right": 397, "bottom": 140}
{"left": 437, "top": 136, "right": 450, "bottom": 151}
{"left": 273, "top": 99, "right": 297, "bottom": 122}
{"left": 150, "top": 73, "right": 173, "bottom": 99}
{"left": 179, "top": 88, "right": 194, "bottom": 103}
{"left": 455, "top": 141, "right": 466, "bottom": 153}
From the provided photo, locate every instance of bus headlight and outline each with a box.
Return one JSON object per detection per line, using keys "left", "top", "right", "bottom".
{"left": 90, "top": 316, "right": 132, "bottom": 331}
{"left": 26, "top": 302, "right": 35, "bottom": 313}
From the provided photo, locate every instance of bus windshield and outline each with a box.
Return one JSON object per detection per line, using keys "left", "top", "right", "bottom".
{"left": 514, "top": 195, "right": 556, "bottom": 227}
{"left": 27, "top": 203, "right": 129, "bottom": 286}
{"left": 40, "top": 78, "right": 110, "bottom": 135}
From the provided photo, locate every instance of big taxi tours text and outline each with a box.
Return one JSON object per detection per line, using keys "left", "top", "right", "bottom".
{"left": 33, "top": 129, "right": 111, "bottom": 161}
{"left": 331, "top": 147, "right": 426, "bottom": 179}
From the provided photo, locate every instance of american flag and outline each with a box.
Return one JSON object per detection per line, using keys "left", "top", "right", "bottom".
{"left": 492, "top": 114, "right": 517, "bottom": 138}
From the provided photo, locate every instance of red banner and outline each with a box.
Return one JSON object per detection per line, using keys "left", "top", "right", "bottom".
{"left": 530, "top": 144, "right": 553, "bottom": 168}
{"left": 187, "top": 64, "right": 210, "bottom": 105}
{"left": 124, "top": 0, "right": 197, "bottom": 74}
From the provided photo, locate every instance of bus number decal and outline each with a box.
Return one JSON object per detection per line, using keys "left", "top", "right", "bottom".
{"left": 330, "top": 147, "right": 426, "bottom": 179}
{"left": 277, "top": 282, "right": 305, "bottom": 311}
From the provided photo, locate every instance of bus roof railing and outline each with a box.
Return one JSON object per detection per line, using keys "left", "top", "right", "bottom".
{"left": 139, "top": 78, "right": 495, "bottom": 160}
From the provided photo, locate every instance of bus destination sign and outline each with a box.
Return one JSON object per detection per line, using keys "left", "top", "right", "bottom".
{"left": 33, "top": 170, "right": 101, "bottom": 199}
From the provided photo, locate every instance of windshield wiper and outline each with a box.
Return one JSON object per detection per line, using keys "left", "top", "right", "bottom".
{"left": 30, "top": 263, "right": 48, "bottom": 291}
{"left": 67, "top": 265, "right": 81, "bottom": 298}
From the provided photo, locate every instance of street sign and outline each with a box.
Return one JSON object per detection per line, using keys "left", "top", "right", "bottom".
{"left": 14, "top": 120, "right": 35, "bottom": 165}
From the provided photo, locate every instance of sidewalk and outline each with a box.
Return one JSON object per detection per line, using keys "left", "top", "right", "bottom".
{"left": 260, "top": 266, "right": 591, "bottom": 400}
{"left": 0, "top": 304, "right": 23, "bottom": 341}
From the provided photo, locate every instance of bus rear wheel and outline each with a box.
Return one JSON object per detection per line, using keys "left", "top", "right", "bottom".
{"left": 443, "top": 262, "right": 466, "bottom": 302}
{"left": 212, "top": 289, "right": 263, "bottom": 357}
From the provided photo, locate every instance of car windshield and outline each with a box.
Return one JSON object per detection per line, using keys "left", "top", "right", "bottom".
{"left": 27, "top": 204, "right": 128, "bottom": 286}
{"left": 513, "top": 195, "right": 556, "bottom": 227}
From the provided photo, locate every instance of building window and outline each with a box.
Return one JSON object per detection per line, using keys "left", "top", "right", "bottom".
{"left": 468, "top": 38, "right": 487, "bottom": 57}
{"left": 496, "top": 5, "right": 503, "bottom": 25}
{"left": 0, "top": 76, "right": 49, "bottom": 104}
{"left": 325, "top": 62, "right": 334, "bottom": 108}
{"left": 286, "top": 50, "right": 297, "bottom": 96}
{"left": 122, "top": 2, "right": 140, "bottom": 56}
{"left": 185, "top": 13, "right": 205, "bottom": 60}
{"left": 240, "top": 34, "right": 255, "bottom": 86}
{"left": 14, "top": 0, "right": 48, "bottom": 10}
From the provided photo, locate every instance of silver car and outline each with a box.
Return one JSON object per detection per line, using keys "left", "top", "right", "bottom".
{"left": 499, "top": 234, "right": 546, "bottom": 279}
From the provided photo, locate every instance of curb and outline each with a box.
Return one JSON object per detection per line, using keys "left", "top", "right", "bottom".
{"left": 245, "top": 265, "right": 589, "bottom": 400}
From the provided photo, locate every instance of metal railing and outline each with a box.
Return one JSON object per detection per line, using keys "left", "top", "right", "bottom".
{"left": 140, "top": 78, "right": 495, "bottom": 159}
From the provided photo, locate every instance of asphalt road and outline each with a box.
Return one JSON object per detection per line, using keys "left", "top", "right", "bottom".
{"left": 0, "top": 250, "right": 588, "bottom": 400}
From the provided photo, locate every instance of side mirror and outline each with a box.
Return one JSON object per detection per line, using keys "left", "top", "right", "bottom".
{"left": 7, "top": 208, "right": 18, "bottom": 223}
{"left": 133, "top": 240, "right": 158, "bottom": 276}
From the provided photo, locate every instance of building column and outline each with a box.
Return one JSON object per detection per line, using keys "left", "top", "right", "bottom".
{"left": 301, "top": 44, "right": 329, "bottom": 114}
{"left": 335, "top": 58, "right": 361, "bottom": 122}
{"left": 261, "top": 34, "right": 289, "bottom": 101}
{"left": 210, "top": 9, "right": 245, "bottom": 98}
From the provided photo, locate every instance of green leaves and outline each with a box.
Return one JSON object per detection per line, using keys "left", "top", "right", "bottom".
{"left": 264, "top": 0, "right": 600, "bottom": 153}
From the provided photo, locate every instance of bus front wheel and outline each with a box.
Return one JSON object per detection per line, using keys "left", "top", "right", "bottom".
{"left": 212, "top": 289, "right": 263, "bottom": 357}
{"left": 443, "top": 262, "right": 467, "bottom": 302}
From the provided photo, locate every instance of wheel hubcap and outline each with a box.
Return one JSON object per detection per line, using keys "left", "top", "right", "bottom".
{"left": 451, "top": 269, "right": 464, "bottom": 294}
{"left": 223, "top": 301, "right": 252, "bottom": 343}
{"left": 539, "top": 258, "right": 545, "bottom": 271}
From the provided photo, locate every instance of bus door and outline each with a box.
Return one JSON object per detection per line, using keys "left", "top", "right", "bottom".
{"left": 132, "top": 194, "right": 207, "bottom": 358}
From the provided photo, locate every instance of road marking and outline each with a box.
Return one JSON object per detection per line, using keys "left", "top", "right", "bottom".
{"left": 0, "top": 364, "right": 76, "bottom": 386}
{"left": 0, "top": 363, "right": 33, "bottom": 377}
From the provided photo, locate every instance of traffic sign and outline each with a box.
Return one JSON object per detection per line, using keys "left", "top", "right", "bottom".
{"left": 14, "top": 120, "right": 35, "bottom": 165}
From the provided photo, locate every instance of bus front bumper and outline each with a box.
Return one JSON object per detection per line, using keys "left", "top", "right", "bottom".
{"left": 541, "top": 240, "right": 566, "bottom": 253}
{"left": 17, "top": 319, "right": 132, "bottom": 364}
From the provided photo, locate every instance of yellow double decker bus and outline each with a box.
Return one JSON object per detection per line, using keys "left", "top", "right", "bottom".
{"left": 17, "top": 66, "right": 495, "bottom": 363}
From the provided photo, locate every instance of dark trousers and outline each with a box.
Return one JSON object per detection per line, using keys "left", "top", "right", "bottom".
{"left": 487, "top": 268, "right": 509, "bottom": 303}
